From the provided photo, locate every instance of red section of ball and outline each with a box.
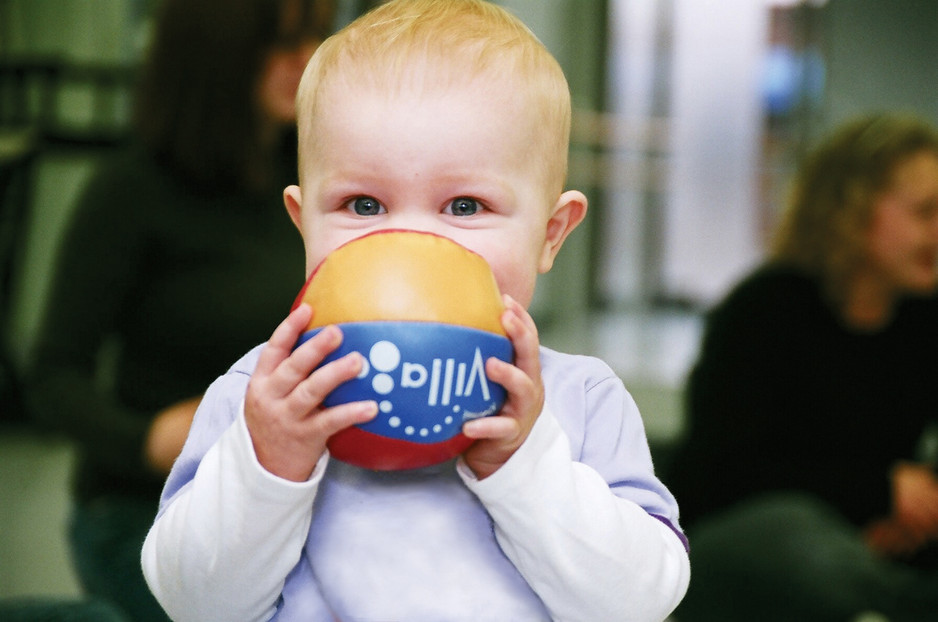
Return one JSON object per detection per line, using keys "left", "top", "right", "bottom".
{"left": 327, "top": 426, "right": 475, "bottom": 471}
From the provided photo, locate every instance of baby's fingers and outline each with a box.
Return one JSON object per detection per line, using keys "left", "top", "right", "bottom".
{"left": 485, "top": 356, "right": 537, "bottom": 409}
{"left": 501, "top": 295, "right": 541, "bottom": 378}
{"left": 310, "top": 400, "right": 379, "bottom": 441}
{"left": 255, "top": 304, "right": 314, "bottom": 377}
{"left": 462, "top": 413, "right": 519, "bottom": 441}
{"left": 262, "top": 325, "right": 344, "bottom": 400}
{"left": 286, "top": 351, "right": 365, "bottom": 416}
{"left": 461, "top": 413, "right": 525, "bottom": 480}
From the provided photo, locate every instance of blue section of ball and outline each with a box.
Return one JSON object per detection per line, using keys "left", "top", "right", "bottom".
{"left": 296, "top": 322, "right": 513, "bottom": 444}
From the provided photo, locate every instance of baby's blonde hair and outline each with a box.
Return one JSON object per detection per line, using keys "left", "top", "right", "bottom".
{"left": 295, "top": 0, "right": 571, "bottom": 196}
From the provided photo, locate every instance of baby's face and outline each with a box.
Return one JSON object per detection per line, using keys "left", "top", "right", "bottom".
{"left": 287, "top": 76, "right": 563, "bottom": 308}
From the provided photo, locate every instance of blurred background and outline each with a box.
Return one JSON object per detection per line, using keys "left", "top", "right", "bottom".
{"left": 1, "top": 0, "right": 936, "bottom": 603}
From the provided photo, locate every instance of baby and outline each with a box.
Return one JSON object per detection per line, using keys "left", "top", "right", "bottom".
{"left": 142, "top": 1, "right": 690, "bottom": 620}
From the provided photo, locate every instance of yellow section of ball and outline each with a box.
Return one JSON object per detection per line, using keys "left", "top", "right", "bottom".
{"left": 300, "top": 230, "right": 507, "bottom": 336}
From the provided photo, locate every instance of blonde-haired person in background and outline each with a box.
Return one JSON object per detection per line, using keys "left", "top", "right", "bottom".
{"left": 142, "top": 1, "right": 690, "bottom": 620}
{"left": 668, "top": 113, "right": 938, "bottom": 621}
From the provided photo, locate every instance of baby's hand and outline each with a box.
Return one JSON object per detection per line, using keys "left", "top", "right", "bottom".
{"left": 244, "top": 304, "right": 378, "bottom": 482}
{"left": 461, "top": 295, "right": 545, "bottom": 480}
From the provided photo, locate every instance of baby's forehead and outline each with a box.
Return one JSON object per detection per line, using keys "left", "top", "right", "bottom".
{"left": 298, "top": 41, "right": 569, "bottom": 194}
{"left": 314, "top": 59, "right": 539, "bottom": 124}
{"left": 335, "top": 51, "right": 512, "bottom": 91}
{"left": 310, "top": 72, "right": 536, "bottom": 149}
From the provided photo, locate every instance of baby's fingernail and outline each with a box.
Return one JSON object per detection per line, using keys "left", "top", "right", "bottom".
{"left": 349, "top": 351, "right": 366, "bottom": 370}
{"left": 361, "top": 401, "right": 378, "bottom": 419}
{"left": 461, "top": 420, "right": 481, "bottom": 438}
{"left": 321, "top": 325, "right": 342, "bottom": 343}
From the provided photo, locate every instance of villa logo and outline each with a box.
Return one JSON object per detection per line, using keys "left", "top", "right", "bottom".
{"left": 360, "top": 340, "right": 493, "bottom": 409}
{"left": 303, "top": 322, "right": 512, "bottom": 443}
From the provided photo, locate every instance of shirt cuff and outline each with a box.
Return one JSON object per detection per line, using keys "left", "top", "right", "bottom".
{"left": 455, "top": 407, "right": 564, "bottom": 496}
{"left": 231, "top": 399, "right": 329, "bottom": 495}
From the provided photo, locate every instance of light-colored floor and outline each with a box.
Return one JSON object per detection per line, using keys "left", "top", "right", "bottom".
{"left": 0, "top": 430, "right": 83, "bottom": 599}
{"left": 0, "top": 309, "right": 702, "bottom": 602}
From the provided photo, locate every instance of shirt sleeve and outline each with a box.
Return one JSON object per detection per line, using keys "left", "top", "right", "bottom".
{"left": 142, "top": 404, "right": 329, "bottom": 622}
{"left": 457, "top": 408, "right": 690, "bottom": 622}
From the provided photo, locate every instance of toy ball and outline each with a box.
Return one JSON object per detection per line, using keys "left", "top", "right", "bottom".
{"left": 293, "top": 230, "right": 513, "bottom": 470}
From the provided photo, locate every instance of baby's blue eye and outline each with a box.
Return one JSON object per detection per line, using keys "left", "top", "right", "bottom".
{"left": 448, "top": 197, "right": 480, "bottom": 216}
{"left": 350, "top": 196, "right": 384, "bottom": 216}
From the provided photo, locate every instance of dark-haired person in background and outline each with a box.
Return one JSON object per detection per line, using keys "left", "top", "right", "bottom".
{"left": 24, "top": 1, "right": 334, "bottom": 619}
{"left": 668, "top": 113, "right": 938, "bottom": 622}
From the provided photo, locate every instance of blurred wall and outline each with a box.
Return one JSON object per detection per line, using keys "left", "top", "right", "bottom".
{"left": 660, "top": 0, "right": 767, "bottom": 307}
{"left": 1, "top": 0, "right": 133, "bottom": 61}
{"left": 822, "top": 0, "right": 938, "bottom": 129}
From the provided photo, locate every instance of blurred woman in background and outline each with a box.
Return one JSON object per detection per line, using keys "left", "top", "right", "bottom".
{"left": 668, "top": 113, "right": 938, "bottom": 622}
{"left": 25, "top": 0, "right": 334, "bottom": 619}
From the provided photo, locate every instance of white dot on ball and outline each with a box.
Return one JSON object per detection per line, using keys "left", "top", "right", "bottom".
{"left": 452, "top": 405, "right": 461, "bottom": 413}
{"left": 444, "top": 416, "right": 453, "bottom": 425}
{"left": 369, "top": 341, "right": 401, "bottom": 373}
{"left": 356, "top": 356, "right": 370, "bottom": 379}
{"left": 372, "top": 373, "right": 394, "bottom": 395}
{"left": 379, "top": 400, "right": 393, "bottom": 413}
{"left": 405, "top": 426, "right": 415, "bottom": 435}
{"left": 388, "top": 416, "right": 401, "bottom": 427}
{"left": 420, "top": 428, "right": 429, "bottom": 437}
{"left": 433, "top": 425, "right": 442, "bottom": 433}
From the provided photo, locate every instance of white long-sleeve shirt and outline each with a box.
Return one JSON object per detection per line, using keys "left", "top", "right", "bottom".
{"left": 142, "top": 346, "right": 689, "bottom": 621}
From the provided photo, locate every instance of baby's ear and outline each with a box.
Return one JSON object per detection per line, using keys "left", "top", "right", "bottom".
{"left": 284, "top": 185, "right": 303, "bottom": 231}
{"left": 539, "top": 190, "right": 588, "bottom": 273}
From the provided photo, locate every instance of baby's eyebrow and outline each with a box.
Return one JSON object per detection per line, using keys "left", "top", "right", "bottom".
{"left": 446, "top": 177, "right": 517, "bottom": 200}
